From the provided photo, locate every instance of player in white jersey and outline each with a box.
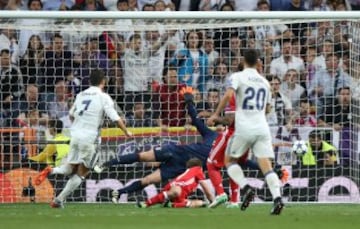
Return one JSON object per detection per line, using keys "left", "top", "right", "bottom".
{"left": 51, "top": 69, "right": 132, "bottom": 208}
{"left": 207, "top": 49, "right": 284, "bottom": 215}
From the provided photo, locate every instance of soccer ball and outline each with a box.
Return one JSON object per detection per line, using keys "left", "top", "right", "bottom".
{"left": 292, "top": 140, "right": 308, "bottom": 156}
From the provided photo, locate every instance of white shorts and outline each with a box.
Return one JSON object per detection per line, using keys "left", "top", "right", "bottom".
{"left": 67, "top": 138, "right": 97, "bottom": 168}
{"left": 225, "top": 133, "right": 274, "bottom": 159}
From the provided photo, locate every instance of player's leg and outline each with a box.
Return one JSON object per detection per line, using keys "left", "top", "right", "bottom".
{"left": 227, "top": 178, "right": 239, "bottom": 207}
{"left": 225, "top": 135, "right": 254, "bottom": 211}
{"left": 207, "top": 133, "right": 227, "bottom": 197}
{"left": 112, "top": 168, "right": 162, "bottom": 203}
{"left": 253, "top": 136, "right": 284, "bottom": 215}
{"left": 94, "top": 149, "right": 157, "bottom": 173}
{"left": 51, "top": 141, "right": 94, "bottom": 208}
{"left": 35, "top": 163, "right": 74, "bottom": 185}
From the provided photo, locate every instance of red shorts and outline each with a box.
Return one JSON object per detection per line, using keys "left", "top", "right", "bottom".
{"left": 207, "top": 128, "right": 248, "bottom": 168}
{"left": 162, "top": 183, "right": 189, "bottom": 204}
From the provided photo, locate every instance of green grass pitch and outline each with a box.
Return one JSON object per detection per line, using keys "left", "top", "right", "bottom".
{"left": 1, "top": 203, "right": 359, "bottom": 229}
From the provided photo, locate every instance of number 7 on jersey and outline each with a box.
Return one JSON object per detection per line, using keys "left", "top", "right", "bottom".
{"left": 79, "top": 100, "right": 92, "bottom": 116}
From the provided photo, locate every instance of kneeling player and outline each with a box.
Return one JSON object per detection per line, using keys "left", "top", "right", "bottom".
{"left": 137, "top": 158, "right": 214, "bottom": 208}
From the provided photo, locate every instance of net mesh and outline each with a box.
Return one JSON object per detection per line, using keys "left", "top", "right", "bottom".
{"left": 0, "top": 16, "right": 359, "bottom": 203}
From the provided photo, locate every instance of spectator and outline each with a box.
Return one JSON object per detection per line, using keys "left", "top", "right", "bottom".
{"left": 142, "top": 3, "right": 155, "bottom": 10}
{"left": 126, "top": 97, "right": 157, "bottom": 127}
{"left": 18, "top": 0, "right": 47, "bottom": 57}
{"left": 43, "top": 0, "right": 74, "bottom": 10}
{"left": 253, "top": 0, "right": 294, "bottom": 58}
{"left": 152, "top": 65, "right": 186, "bottom": 130}
{"left": 0, "top": 49, "right": 24, "bottom": 102}
{"left": 318, "top": 87, "right": 359, "bottom": 131}
{"left": 313, "top": 39, "right": 335, "bottom": 71}
{"left": 0, "top": 28, "right": 19, "bottom": 64}
{"left": 286, "top": 0, "right": 306, "bottom": 10}
{"left": 47, "top": 80, "right": 71, "bottom": 122}
{"left": 117, "top": 0, "right": 129, "bottom": 10}
{"left": 145, "top": 30, "right": 167, "bottom": 84}
{"left": 219, "top": 2, "right": 235, "bottom": 11}
{"left": 309, "top": 54, "right": 351, "bottom": 116}
{"left": 123, "top": 33, "right": 168, "bottom": 111}
{"left": 12, "top": 84, "right": 48, "bottom": 128}
{"left": 280, "top": 69, "right": 306, "bottom": 108}
{"left": 205, "top": 62, "right": 229, "bottom": 95}
{"left": 301, "top": 130, "right": 338, "bottom": 166}
{"left": 304, "top": 0, "right": 332, "bottom": 11}
{"left": 170, "top": 31, "right": 209, "bottom": 93}
{"left": 197, "top": 88, "right": 220, "bottom": 119}
{"left": 86, "top": 37, "right": 109, "bottom": 71}
{"left": 266, "top": 75, "right": 293, "bottom": 126}
{"left": 19, "top": 34, "right": 45, "bottom": 85}
{"left": 41, "top": 33, "right": 72, "bottom": 101}
{"left": 78, "top": 0, "right": 107, "bottom": 10}
{"left": 171, "top": 0, "right": 202, "bottom": 11}
{"left": 293, "top": 98, "right": 317, "bottom": 127}
{"left": 202, "top": 35, "right": 219, "bottom": 67}
{"left": 304, "top": 45, "right": 317, "bottom": 96}
{"left": 128, "top": 0, "right": 138, "bottom": 10}
{"left": 228, "top": 0, "right": 257, "bottom": 11}
{"left": 270, "top": 39, "right": 305, "bottom": 80}
{"left": 154, "top": 0, "right": 168, "bottom": 10}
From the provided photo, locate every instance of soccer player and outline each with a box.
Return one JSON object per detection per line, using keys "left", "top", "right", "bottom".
{"left": 207, "top": 95, "right": 289, "bottom": 209}
{"left": 50, "top": 69, "right": 132, "bottom": 208}
{"left": 94, "top": 87, "right": 219, "bottom": 202}
{"left": 208, "top": 49, "right": 284, "bottom": 215}
{"left": 137, "top": 158, "right": 214, "bottom": 208}
{"left": 207, "top": 95, "right": 248, "bottom": 208}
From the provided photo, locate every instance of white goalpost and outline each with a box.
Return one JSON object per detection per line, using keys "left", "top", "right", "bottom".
{"left": 0, "top": 11, "right": 359, "bottom": 204}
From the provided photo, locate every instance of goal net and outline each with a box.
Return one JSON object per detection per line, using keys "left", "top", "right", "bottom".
{"left": 0, "top": 11, "right": 359, "bottom": 204}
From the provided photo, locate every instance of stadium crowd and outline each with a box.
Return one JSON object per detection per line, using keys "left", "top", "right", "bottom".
{"left": 0, "top": 0, "right": 360, "bottom": 168}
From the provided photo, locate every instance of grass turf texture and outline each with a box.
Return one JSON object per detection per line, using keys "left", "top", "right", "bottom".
{"left": 1, "top": 203, "right": 359, "bottom": 229}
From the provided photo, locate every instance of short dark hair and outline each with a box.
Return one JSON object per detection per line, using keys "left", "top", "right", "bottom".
{"left": 162, "top": 64, "right": 177, "bottom": 76}
{"left": 257, "top": 0, "right": 269, "bottom": 8}
{"left": 90, "top": 69, "right": 106, "bottom": 86}
{"left": 207, "top": 88, "right": 220, "bottom": 94}
{"left": 338, "top": 86, "right": 351, "bottom": 94}
{"left": 129, "top": 33, "right": 141, "bottom": 42}
{"left": 117, "top": 0, "right": 128, "bottom": 4}
{"left": 49, "top": 119, "right": 63, "bottom": 134}
{"left": 28, "top": 0, "right": 43, "bottom": 9}
{"left": 309, "top": 130, "right": 322, "bottom": 139}
{"left": 243, "top": 49, "right": 258, "bottom": 67}
{"left": 186, "top": 158, "right": 202, "bottom": 168}
{"left": 0, "top": 49, "right": 10, "bottom": 55}
{"left": 142, "top": 3, "right": 155, "bottom": 11}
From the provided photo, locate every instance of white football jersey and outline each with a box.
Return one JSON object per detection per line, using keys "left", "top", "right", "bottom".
{"left": 228, "top": 68, "right": 271, "bottom": 135}
{"left": 69, "top": 86, "right": 120, "bottom": 143}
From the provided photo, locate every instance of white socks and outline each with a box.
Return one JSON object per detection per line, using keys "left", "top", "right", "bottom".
{"left": 227, "top": 164, "right": 248, "bottom": 188}
{"left": 52, "top": 164, "right": 72, "bottom": 176}
{"left": 57, "top": 174, "right": 83, "bottom": 202}
{"left": 265, "top": 172, "right": 281, "bottom": 199}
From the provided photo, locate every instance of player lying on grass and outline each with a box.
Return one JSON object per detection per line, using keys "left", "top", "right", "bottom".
{"left": 136, "top": 157, "right": 213, "bottom": 208}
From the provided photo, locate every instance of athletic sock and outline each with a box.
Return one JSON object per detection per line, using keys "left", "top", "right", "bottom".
{"left": 227, "top": 163, "right": 248, "bottom": 188}
{"left": 146, "top": 192, "right": 167, "bottom": 207}
{"left": 57, "top": 174, "right": 83, "bottom": 202}
{"left": 229, "top": 179, "right": 239, "bottom": 203}
{"left": 118, "top": 180, "right": 143, "bottom": 195}
{"left": 264, "top": 171, "right": 281, "bottom": 199}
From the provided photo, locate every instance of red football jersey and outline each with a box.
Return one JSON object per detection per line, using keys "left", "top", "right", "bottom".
{"left": 171, "top": 166, "right": 205, "bottom": 194}
{"left": 224, "top": 95, "right": 236, "bottom": 131}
